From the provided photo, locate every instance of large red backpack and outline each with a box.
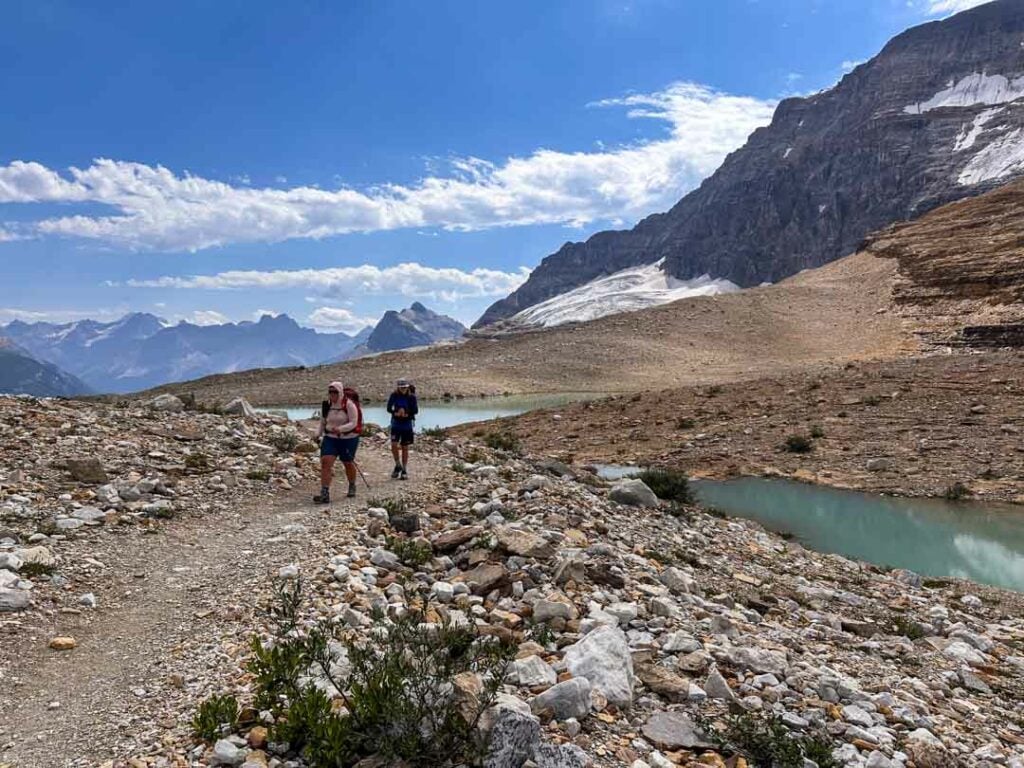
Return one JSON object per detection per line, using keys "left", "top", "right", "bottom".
{"left": 320, "top": 387, "right": 363, "bottom": 435}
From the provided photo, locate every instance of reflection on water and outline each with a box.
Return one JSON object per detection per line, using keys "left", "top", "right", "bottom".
{"left": 690, "top": 477, "right": 1024, "bottom": 592}
{"left": 258, "top": 393, "right": 594, "bottom": 432}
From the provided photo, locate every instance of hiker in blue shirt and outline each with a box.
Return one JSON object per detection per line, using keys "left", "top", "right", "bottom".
{"left": 387, "top": 378, "right": 418, "bottom": 480}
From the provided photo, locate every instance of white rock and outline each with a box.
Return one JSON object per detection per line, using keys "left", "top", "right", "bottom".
{"left": 509, "top": 655, "right": 557, "bottom": 688}
{"left": 564, "top": 625, "right": 634, "bottom": 708}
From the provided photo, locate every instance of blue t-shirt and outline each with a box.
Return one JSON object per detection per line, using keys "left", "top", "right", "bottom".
{"left": 387, "top": 392, "right": 418, "bottom": 430}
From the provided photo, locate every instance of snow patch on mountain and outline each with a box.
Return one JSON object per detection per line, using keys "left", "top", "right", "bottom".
{"left": 905, "top": 72, "right": 1024, "bottom": 114}
{"left": 953, "top": 107, "right": 1004, "bottom": 151}
{"left": 509, "top": 261, "right": 739, "bottom": 328}
{"left": 959, "top": 127, "right": 1024, "bottom": 184}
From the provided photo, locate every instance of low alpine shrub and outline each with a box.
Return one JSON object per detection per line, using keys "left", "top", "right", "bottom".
{"left": 192, "top": 693, "right": 239, "bottom": 742}
{"left": 637, "top": 467, "right": 693, "bottom": 503}
{"left": 784, "top": 434, "right": 814, "bottom": 453}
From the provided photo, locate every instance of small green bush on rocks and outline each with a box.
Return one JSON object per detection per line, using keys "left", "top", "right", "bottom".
{"left": 192, "top": 693, "right": 239, "bottom": 742}
{"left": 637, "top": 468, "right": 693, "bottom": 503}
{"left": 703, "top": 711, "right": 839, "bottom": 768}
{"left": 484, "top": 432, "right": 521, "bottom": 453}
{"left": 239, "top": 582, "right": 516, "bottom": 767}
{"left": 384, "top": 535, "right": 433, "bottom": 567}
{"left": 784, "top": 434, "right": 814, "bottom": 453}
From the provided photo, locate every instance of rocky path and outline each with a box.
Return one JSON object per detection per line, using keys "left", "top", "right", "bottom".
{"left": 0, "top": 446, "right": 438, "bottom": 768}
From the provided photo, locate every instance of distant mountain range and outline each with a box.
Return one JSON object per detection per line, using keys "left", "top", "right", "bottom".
{"left": 476, "top": 0, "right": 1024, "bottom": 327}
{"left": 362, "top": 302, "right": 466, "bottom": 353}
{"left": 0, "top": 337, "right": 90, "bottom": 397}
{"left": 2, "top": 304, "right": 465, "bottom": 395}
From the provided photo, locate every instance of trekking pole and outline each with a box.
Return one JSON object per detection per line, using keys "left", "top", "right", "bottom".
{"left": 354, "top": 461, "right": 372, "bottom": 490}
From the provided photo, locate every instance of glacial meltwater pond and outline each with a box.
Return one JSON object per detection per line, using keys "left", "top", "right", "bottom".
{"left": 692, "top": 477, "right": 1024, "bottom": 592}
{"left": 594, "top": 466, "right": 1024, "bottom": 591}
{"left": 259, "top": 393, "right": 592, "bottom": 432}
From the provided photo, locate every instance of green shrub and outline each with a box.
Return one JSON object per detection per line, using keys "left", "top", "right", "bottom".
{"left": 19, "top": 561, "right": 55, "bottom": 578}
{"left": 862, "top": 394, "right": 882, "bottom": 407}
{"left": 245, "top": 582, "right": 515, "bottom": 767}
{"left": 368, "top": 496, "right": 408, "bottom": 517}
{"left": 637, "top": 468, "right": 693, "bottom": 503}
{"left": 192, "top": 693, "right": 239, "bottom": 742}
{"left": 384, "top": 535, "right": 433, "bottom": 568}
{"left": 484, "top": 432, "right": 521, "bottom": 453}
{"left": 891, "top": 613, "right": 926, "bottom": 640}
{"left": 944, "top": 481, "right": 971, "bottom": 501}
{"left": 784, "top": 434, "right": 814, "bottom": 453}
{"left": 675, "top": 416, "right": 696, "bottom": 429}
{"left": 246, "top": 469, "right": 271, "bottom": 482}
{"left": 420, "top": 426, "right": 448, "bottom": 439}
{"left": 810, "top": 424, "right": 825, "bottom": 439}
{"left": 702, "top": 712, "right": 839, "bottom": 768}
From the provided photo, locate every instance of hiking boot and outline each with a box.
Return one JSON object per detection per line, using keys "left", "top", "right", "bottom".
{"left": 391, "top": 464, "right": 402, "bottom": 479}
{"left": 313, "top": 490, "right": 330, "bottom": 504}
{"left": 346, "top": 483, "right": 357, "bottom": 498}
{"left": 400, "top": 467, "right": 408, "bottom": 481}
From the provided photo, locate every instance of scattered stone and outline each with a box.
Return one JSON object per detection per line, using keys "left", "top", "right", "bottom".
{"left": 49, "top": 636, "right": 77, "bottom": 651}
{"left": 564, "top": 625, "right": 635, "bottom": 708}
{"left": 530, "top": 677, "right": 591, "bottom": 720}
{"left": 66, "top": 458, "right": 109, "bottom": 484}
{"left": 641, "top": 711, "right": 714, "bottom": 750}
{"left": 609, "top": 479, "right": 658, "bottom": 507}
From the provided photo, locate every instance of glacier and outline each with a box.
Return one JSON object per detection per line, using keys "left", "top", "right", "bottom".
{"left": 508, "top": 260, "right": 739, "bottom": 328}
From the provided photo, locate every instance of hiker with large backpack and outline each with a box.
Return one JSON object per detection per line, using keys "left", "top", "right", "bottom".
{"left": 314, "top": 380, "right": 363, "bottom": 502}
{"left": 386, "top": 378, "right": 418, "bottom": 480}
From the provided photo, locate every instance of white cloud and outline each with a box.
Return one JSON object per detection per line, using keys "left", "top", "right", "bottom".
{"left": 184, "top": 310, "right": 230, "bottom": 326}
{"left": 0, "top": 82, "right": 776, "bottom": 251}
{"left": 840, "top": 60, "right": 865, "bottom": 74}
{"left": 0, "top": 307, "right": 126, "bottom": 324}
{"left": 307, "top": 307, "right": 379, "bottom": 333}
{"left": 123, "top": 262, "right": 532, "bottom": 303}
{"left": 253, "top": 309, "right": 283, "bottom": 320}
{"left": 926, "top": 0, "right": 992, "bottom": 15}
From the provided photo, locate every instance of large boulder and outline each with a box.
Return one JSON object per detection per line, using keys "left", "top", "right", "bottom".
{"left": 609, "top": 479, "right": 658, "bottom": 507}
{"left": 495, "top": 525, "right": 555, "bottom": 559}
{"left": 563, "top": 625, "right": 635, "bottom": 708}
{"left": 223, "top": 397, "right": 258, "bottom": 417}
{"left": 147, "top": 394, "right": 185, "bottom": 413}
{"left": 0, "top": 588, "right": 30, "bottom": 612}
{"left": 641, "top": 711, "right": 714, "bottom": 750}
{"left": 530, "top": 677, "right": 591, "bottom": 720}
{"left": 483, "top": 708, "right": 541, "bottom": 768}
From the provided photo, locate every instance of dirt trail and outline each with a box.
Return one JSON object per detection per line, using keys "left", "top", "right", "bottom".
{"left": 0, "top": 446, "right": 438, "bottom": 768}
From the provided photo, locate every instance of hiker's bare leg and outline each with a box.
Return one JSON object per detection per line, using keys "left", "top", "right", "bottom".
{"left": 401, "top": 445, "right": 409, "bottom": 466}
{"left": 344, "top": 461, "right": 357, "bottom": 485}
{"left": 320, "top": 455, "right": 336, "bottom": 488}
{"left": 391, "top": 441, "right": 401, "bottom": 465}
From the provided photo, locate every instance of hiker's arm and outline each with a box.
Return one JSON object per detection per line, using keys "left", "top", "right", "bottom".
{"left": 317, "top": 416, "right": 325, "bottom": 439}
{"left": 386, "top": 393, "right": 395, "bottom": 415}
{"left": 410, "top": 396, "right": 418, "bottom": 417}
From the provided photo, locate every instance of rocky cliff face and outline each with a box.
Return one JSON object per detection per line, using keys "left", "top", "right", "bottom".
{"left": 0, "top": 338, "right": 90, "bottom": 397}
{"left": 364, "top": 303, "right": 466, "bottom": 353}
{"left": 865, "top": 177, "right": 1024, "bottom": 347}
{"left": 477, "top": 0, "right": 1024, "bottom": 327}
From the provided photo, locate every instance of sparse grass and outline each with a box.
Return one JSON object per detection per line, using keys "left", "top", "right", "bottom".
{"left": 704, "top": 506, "right": 729, "bottom": 520}
{"left": 862, "top": 394, "right": 882, "bottom": 407}
{"left": 270, "top": 432, "right": 300, "bottom": 453}
{"left": 675, "top": 416, "right": 696, "bottom": 430}
{"left": 484, "top": 432, "right": 521, "bottom": 453}
{"left": 384, "top": 535, "right": 433, "bottom": 568}
{"left": 701, "top": 712, "right": 839, "bottom": 768}
{"left": 420, "top": 426, "right": 448, "bottom": 439}
{"left": 784, "top": 434, "right": 814, "bottom": 453}
{"left": 944, "top": 481, "right": 971, "bottom": 501}
{"left": 368, "top": 496, "right": 408, "bottom": 517}
{"left": 643, "top": 546, "right": 702, "bottom": 569}
{"left": 18, "top": 561, "right": 55, "bottom": 578}
{"left": 527, "top": 621, "right": 556, "bottom": 646}
{"left": 809, "top": 424, "right": 825, "bottom": 439}
{"left": 241, "top": 581, "right": 516, "bottom": 767}
{"left": 637, "top": 468, "right": 693, "bottom": 503}
{"left": 246, "top": 469, "right": 271, "bottom": 482}
{"left": 450, "top": 460, "right": 470, "bottom": 475}
{"left": 891, "top": 613, "right": 926, "bottom": 640}
{"left": 192, "top": 693, "right": 239, "bottom": 742}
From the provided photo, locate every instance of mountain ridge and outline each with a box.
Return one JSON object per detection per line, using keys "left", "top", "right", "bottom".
{"left": 476, "top": 0, "right": 1024, "bottom": 327}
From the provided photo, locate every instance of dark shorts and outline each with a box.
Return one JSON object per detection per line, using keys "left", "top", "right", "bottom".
{"left": 321, "top": 435, "right": 359, "bottom": 461}
{"left": 390, "top": 425, "right": 415, "bottom": 446}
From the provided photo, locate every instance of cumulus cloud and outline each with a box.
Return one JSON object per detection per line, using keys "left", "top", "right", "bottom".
{"left": 0, "top": 307, "right": 126, "bottom": 324}
{"left": 307, "top": 307, "right": 379, "bottom": 333}
{"left": 184, "top": 310, "right": 230, "bottom": 326}
{"left": 124, "top": 262, "right": 532, "bottom": 303}
{"left": 0, "top": 82, "right": 776, "bottom": 251}
{"left": 926, "top": 0, "right": 992, "bottom": 14}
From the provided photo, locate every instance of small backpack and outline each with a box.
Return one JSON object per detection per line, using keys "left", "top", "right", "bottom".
{"left": 321, "top": 388, "right": 363, "bottom": 436}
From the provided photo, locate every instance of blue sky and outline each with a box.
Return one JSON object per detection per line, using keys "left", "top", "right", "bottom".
{"left": 0, "top": 0, "right": 988, "bottom": 332}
